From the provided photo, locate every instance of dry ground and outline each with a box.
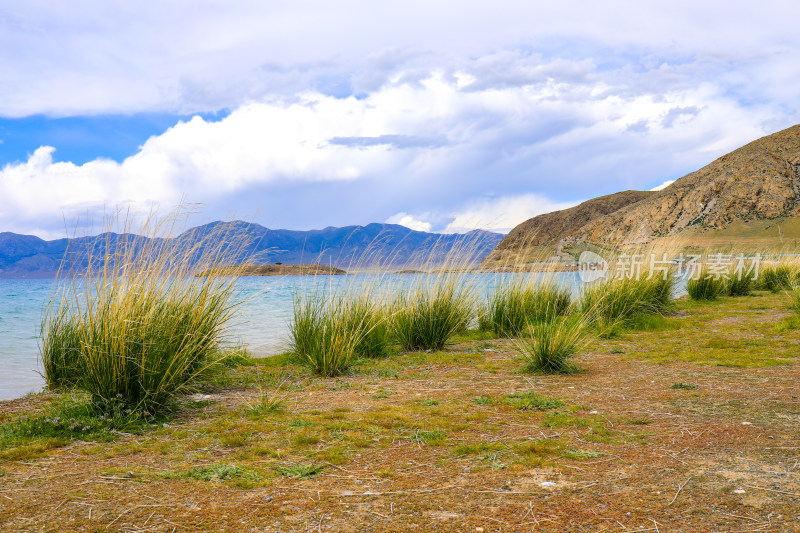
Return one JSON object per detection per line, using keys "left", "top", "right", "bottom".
{"left": 1, "top": 293, "right": 799, "bottom": 532}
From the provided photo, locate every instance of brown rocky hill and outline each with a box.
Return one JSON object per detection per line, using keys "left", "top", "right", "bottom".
{"left": 481, "top": 190, "right": 653, "bottom": 266}
{"left": 573, "top": 124, "right": 800, "bottom": 244}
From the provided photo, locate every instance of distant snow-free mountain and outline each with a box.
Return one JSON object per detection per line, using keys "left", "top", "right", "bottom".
{"left": 0, "top": 222, "right": 504, "bottom": 278}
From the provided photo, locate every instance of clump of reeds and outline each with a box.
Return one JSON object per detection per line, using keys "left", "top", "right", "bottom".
{"left": 40, "top": 210, "right": 246, "bottom": 414}
{"left": 289, "top": 289, "right": 391, "bottom": 376}
{"left": 485, "top": 277, "right": 571, "bottom": 337}
{"left": 579, "top": 273, "right": 675, "bottom": 330}
{"left": 514, "top": 316, "right": 588, "bottom": 374}
{"left": 725, "top": 273, "right": 752, "bottom": 296}
{"left": 757, "top": 264, "right": 798, "bottom": 292}
{"left": 686, "top": 269, "right": 726, "bottom": 300}
{"left": 390, "top": 274, "right": 475, "bottom": 351}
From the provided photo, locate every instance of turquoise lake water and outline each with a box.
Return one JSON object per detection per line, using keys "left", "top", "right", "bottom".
{"left": 0, "top": 273, "right": 581, "bottom": 401}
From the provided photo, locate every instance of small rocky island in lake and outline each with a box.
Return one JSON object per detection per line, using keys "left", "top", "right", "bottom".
{"left": 198, "top": 263, "right": 346, "bottom": 276}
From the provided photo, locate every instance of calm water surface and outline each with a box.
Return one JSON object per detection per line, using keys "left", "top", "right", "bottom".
{"left": 0, "top": 273, "right": 580, "bottom": 401}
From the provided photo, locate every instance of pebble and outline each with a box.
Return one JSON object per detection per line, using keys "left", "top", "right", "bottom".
{"left": 734, "top": 489, "right": 746, "bottom": 494}
{"left": 540, "top": 481, "right": 556, "bottom": 488}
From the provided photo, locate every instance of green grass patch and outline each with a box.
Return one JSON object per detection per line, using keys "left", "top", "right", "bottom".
{"left": 276, "top": 463, "right": 325, "bottom": 479}
{"left": 619, "top": 313, "right": 681, "bottom": 333}
{"left": 757, "top": 264, "right": 798, "bottom": 292}
{"left": 514, "top": 438, "right": 564, "bottom": 461}
{"left": 453, "top": 442, "right": 503, "bottom": 456}
{"left": 411, "top": 429, "right": 447, "bottom": 446}
{"left": 506, "top": 392, "right": 564, "bottom": 411}
{"left": 777, "top": 314, "right": 800, "bottom": 332}
{"left": 289, "top": 290, "right": 390, "bottom": 376}
{"left": 580, "top": 274, "right": 675, "bottom": 333}
{"left": 480, "top": 452, "right": 508, "bottom": 469}
{"left": 671, "top": 382, "right": 698, "bottom": 390}
{"left": 726, "top": 275, "right": 753, "bottom": 297}
{"left": 562, "top": 449, "right": 602, "bottom": 459}
{"left": 0, "top": 394, "right": 160, "bottom": 460}
{"left": 162, "top": 463, "right": 262, "bottom": 487}
{"left": 41, "top": 214, "right": 247, "bottom": 414}
{"left": 473, "top": 395, "right": 493, "bottom": 406}
{"left": 687, "top": 272, "right": 726, "bottom": 300}
{"left": 541, "top": 411, "right": 588, "bottom": 428}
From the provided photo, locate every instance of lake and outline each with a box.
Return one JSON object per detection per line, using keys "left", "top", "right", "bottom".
{"left": 0, "top": 273, "right": 581, "bottom": 401}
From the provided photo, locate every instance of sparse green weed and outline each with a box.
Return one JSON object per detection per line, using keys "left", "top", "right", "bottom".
{"left": 506, "top": 392, "right": 564, "bottom": 411}
{"left": 276, "top": 463, "right": 325, "bottom": 479}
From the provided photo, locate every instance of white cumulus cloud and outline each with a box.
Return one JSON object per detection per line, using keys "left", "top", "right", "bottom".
{"left": 445, "top": 194, "right": 577, "bottom": 234}
{"left": 385, "top": 213, "right": 433, "bottom": 233}
{"left": 650, "top": 180, "right": 676, "bottom": 191}
{"left": 0, "top": 55, "right": 790, "bottom": 235}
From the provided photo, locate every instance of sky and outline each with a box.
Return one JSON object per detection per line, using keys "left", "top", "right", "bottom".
{"left": 1, "top": 1, "right": 799, "bottom": 238}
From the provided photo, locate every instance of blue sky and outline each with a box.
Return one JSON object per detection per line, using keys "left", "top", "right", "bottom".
{"left": 1, "top": 1, "right": 799, "bottom": 238}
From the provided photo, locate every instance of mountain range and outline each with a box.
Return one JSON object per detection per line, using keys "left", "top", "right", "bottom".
{"left": 0, "top": 222, "right": 504, "bottom": 278}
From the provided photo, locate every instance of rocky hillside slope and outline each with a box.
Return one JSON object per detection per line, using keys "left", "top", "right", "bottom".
{"left": 573, "top": 124, "right": 800, "bottom": 243}
{"left": 481, "top": 190, "right": 653, "bottom": 266}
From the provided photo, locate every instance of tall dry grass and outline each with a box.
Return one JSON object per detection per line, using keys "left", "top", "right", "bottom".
{"left": 390, "top": 274, "right": 476, "bottom": 351}
{"left": 579, "top": 274, "right": 675, "bottom": 330}
{"left": 483, "top": 276, "right": 571, "bottom": 337}
{"left": 514, "top": 315, "right": 589, "bottom": 374}
{"left": 289, "top": 285, "right": 392, "bottom": 376}
{"left": 41, "top": 209, "right": 249, "bottom": 413}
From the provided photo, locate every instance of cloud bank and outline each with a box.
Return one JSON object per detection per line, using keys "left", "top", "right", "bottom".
{"left": 1, "top": 2, "right": 799, "bottom": 236}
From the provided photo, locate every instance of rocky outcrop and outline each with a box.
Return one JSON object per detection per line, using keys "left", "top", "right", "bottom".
{"left": 572, "top": 124, "right": 800, "bottom": 243}
{"left": 481, "top": 190, "right": 653, "bottom": 266}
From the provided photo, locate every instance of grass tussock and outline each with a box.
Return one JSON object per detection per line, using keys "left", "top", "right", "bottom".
{"left": 686, "top": 270, "right": 726, "bottom": 300}
{"left": 579, "top": 274, "right": 675, "bottom": 332}
{"left": 390, "top": 274, "right": 475, "bottom": 351}
{"left": 725, "top": 274, "right": 752, "bottom": 296}
{"left": 514, "top": 316, "right": 588, "bottom": 374}
{"left": 483, "top": 277, "right": 571, "bottom": 337}
{"left": 757, "top": 263, "right": 799, "bottom": 292}
{"left": 40, "top": 209, "right": 248, "bottom": 414}
{"left": 289, "top": 289, "right": 390, "bottom": 376}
